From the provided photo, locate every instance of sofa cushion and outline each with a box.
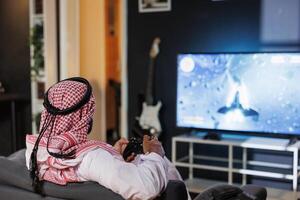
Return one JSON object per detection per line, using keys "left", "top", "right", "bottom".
{"left": 194, "top": 184, "right": 243, "bottom": 200}
{"left": 241, "top": 185, "right": 267, "bottom": 200}
{"left": 0, "top": 184, "right": 64, "bottom": 200}
{"left": 0, "top": 149, "right": 123, "bottom": 200}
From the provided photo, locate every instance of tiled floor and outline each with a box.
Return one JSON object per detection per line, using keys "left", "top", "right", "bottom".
{"left": 266, "top": 188, "right": 298, "bottom": 200}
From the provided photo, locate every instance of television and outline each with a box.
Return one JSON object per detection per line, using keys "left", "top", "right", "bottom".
{"left": 176, "top": 52, "right": 300, "bottom": 136}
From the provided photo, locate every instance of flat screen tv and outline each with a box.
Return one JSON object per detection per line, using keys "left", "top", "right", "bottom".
{"left": 176, "top": 52, "right": 300, "bottom": 136}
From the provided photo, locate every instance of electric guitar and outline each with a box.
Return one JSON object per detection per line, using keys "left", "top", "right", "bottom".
{"left": 137, "top": 37, "right": 162, "bottom": 136}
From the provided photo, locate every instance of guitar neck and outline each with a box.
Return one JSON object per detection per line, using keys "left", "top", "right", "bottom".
{"left": 145, "top": 58, "right": 155, "bottom": 105}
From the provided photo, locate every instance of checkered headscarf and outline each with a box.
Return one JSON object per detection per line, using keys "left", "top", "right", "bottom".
{"left": 40, "top": 80, "right": 95, "bottom": 154}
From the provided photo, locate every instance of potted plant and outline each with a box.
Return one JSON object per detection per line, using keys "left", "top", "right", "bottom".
{"left": 30, "top": 23, "right": 44, "bottom": 79}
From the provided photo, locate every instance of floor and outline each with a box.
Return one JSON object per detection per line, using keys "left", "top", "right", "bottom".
{"left": 266, "top": 188, "right": 298, "bottom": 200}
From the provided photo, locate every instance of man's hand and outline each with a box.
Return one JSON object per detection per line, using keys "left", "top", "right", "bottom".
{"left": 113, "top": 138, "right": 129, "bottom": 155}
{"left": 143, "top": 135, "right": 165, "bottom": 157}
{"left": 114, "top": 138, "right": 136, "bottom": 162}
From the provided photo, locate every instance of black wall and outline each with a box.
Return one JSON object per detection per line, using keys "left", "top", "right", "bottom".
{"left": 127, "top": 0, "right": 260, "bottom": 155}
{"left": 0, "top": 0, "right": 31, "bottom": 155}
{"left": 127, "top": 0, "right": 300, "bottom": 190}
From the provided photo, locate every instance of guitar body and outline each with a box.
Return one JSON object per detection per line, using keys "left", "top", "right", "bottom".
{"left": 139, "top": 101, "right": 162, "bottom": 135}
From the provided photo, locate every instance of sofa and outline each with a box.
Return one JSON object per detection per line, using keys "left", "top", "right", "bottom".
{"left": 0, "top": 149, "right": 266, "bottom": 200}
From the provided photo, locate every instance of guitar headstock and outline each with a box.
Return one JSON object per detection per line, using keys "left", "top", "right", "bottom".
{"left": 149, "top": 37, "right": 161, "bottom": 59}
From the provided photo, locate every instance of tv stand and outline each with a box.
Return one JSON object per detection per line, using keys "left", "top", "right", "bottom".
{"left": 172, "top": 133, "right": 300, "bottom": 192}
{"left": 203, "top": 132, "right": 221, "bottom": 140}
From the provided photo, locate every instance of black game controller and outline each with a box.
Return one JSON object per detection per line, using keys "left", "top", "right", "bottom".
{"left": 122, "top": 137, "right": 144, "bottom": 160}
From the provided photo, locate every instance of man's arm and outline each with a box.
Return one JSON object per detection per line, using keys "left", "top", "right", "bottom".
{"left": 77, "top": 149, "right": 168, "bottom": 200}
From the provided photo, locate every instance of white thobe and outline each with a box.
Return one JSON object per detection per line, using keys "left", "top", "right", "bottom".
{"left": 77, "top": 148, "right": 183, "bottom": 200}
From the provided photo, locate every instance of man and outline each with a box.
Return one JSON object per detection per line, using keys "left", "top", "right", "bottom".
{"left": 25, "top": 78, "right": 183, "bottom": 200}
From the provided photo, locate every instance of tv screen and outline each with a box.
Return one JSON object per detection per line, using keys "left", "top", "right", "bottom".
{"left": 177, "top": 52, "right": 300, "bottom": 135}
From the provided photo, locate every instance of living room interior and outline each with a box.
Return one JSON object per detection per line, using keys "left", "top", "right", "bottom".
{"left": 0, "top": 0, "right": 300, "bottom": 200}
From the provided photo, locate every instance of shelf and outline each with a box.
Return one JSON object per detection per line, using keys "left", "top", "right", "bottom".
{"left": 172, "top": 133, "right": 300, "bottom": 191}
{"left": 32, "top": 14, "right": 43, "bottom": 18}
{"left": 179, "top": 154, "right": 296, "bottom": 170}
{"left": 240, "top": 137, "right": 300, "bottom": 151}
{"left": 232, "top": 169, "right": 294, "bottom": 180}
{"left": 173, "top": 133, "right": 300, "bottom": 152}
{"left": 175, "top": 162, "right": 229, "bottom": 172}
{"left": 175, "top": 160, "right": 294, "bottom": 180}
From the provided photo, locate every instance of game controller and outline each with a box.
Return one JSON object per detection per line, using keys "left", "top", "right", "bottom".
{"left": 122, "top": 137, "right": 144, "bottom": 160}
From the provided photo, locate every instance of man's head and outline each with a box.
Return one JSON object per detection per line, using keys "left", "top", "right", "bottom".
{"left": 41, "top": 77, "right": 95, "bottom": 140}
{"left": 30, "top": 77, "right": 95, "bottom": 194}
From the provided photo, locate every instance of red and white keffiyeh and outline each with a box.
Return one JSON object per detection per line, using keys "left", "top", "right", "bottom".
{"left": 26, "top": 80, "right": 122, "bottom": 185}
